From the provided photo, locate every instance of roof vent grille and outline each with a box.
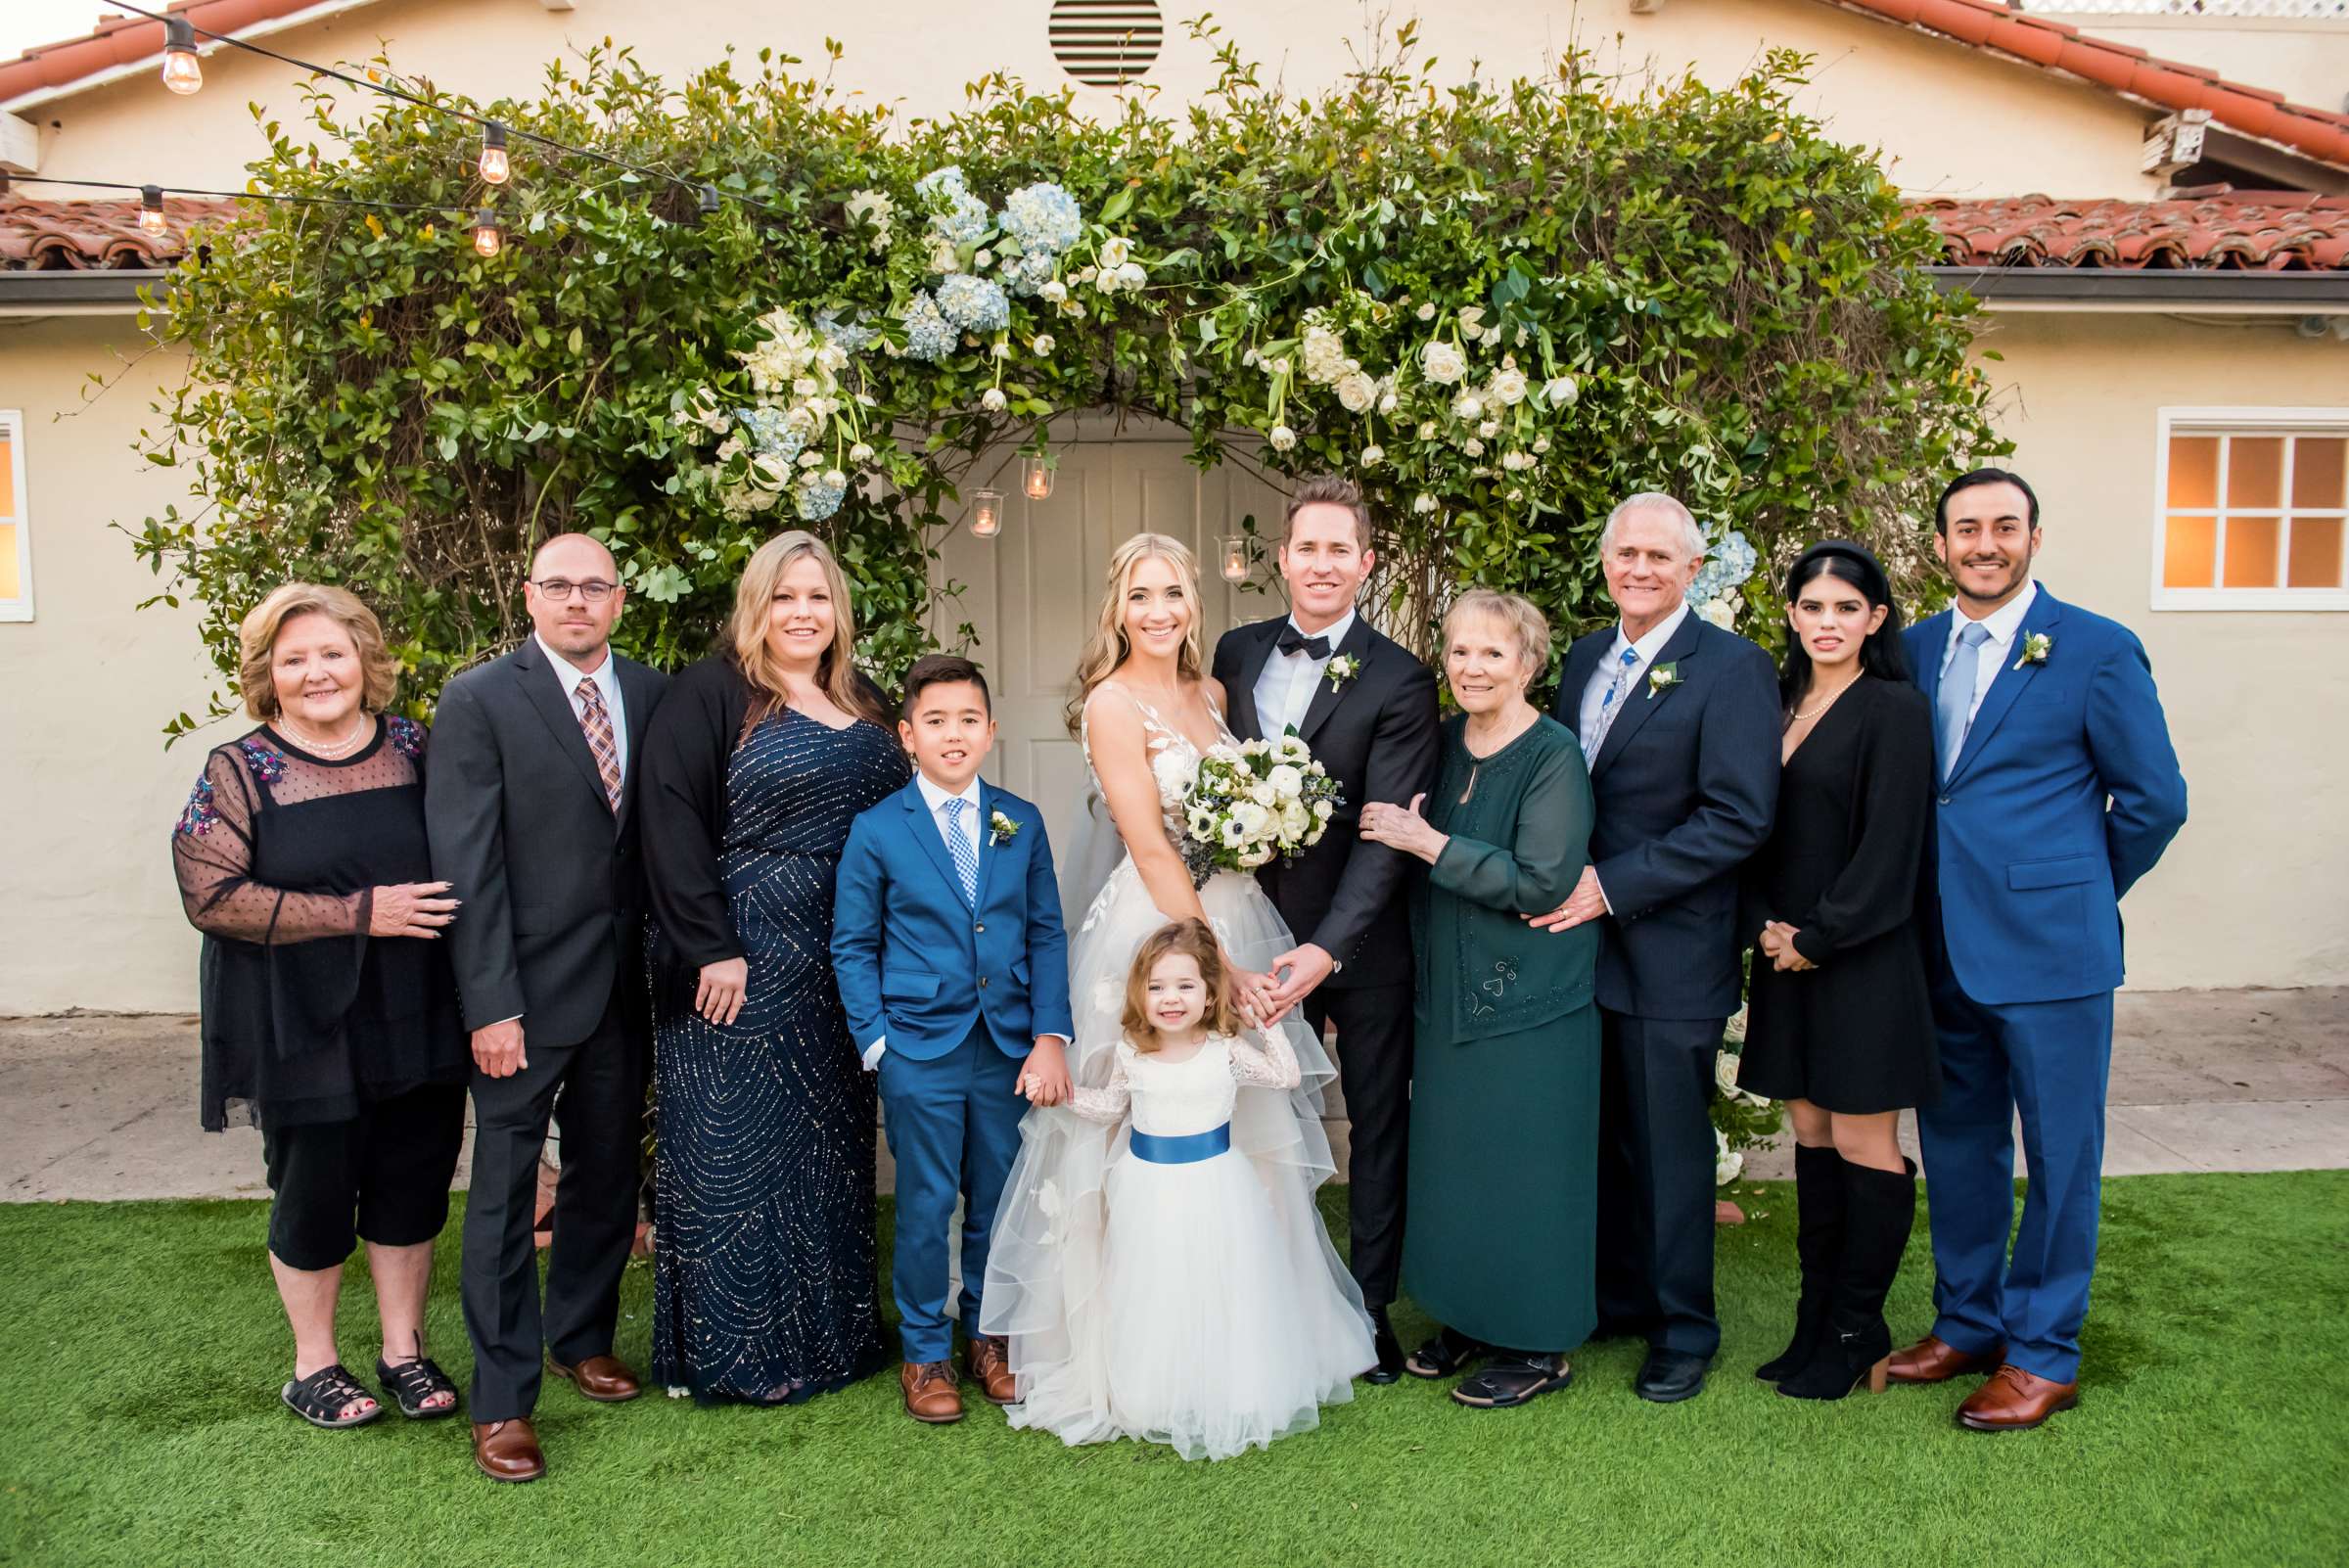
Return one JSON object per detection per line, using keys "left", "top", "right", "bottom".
{"left": 1048, "top": 0, "right": 1164, "bottom": 89}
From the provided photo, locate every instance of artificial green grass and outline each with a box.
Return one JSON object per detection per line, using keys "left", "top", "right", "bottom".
{"left": 1, "top": 1173, "right": 2342, "bottom": 1568}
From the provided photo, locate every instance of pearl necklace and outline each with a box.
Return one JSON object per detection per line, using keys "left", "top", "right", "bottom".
{"left": 280, "top": 712, "right": 374, "bottom": 760}
{"left": 1789, "top": 679, "right": 1860, "bottom": 724}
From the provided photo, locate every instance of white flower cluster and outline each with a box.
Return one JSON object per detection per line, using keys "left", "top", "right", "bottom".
{"left": 844, "top": 189, "right": 894, "bottom": 254}
{"left": 706, "top": 308, "right": 868, "bottom": 522}
{"left": 1176, "top": 734, "right": 1342, "bottom": 880}
{"left": 1689, "top": 529, "right": 1759, "bottom": 625}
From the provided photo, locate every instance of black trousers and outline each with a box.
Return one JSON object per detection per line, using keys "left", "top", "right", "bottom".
{"left": 1307, "top": 980, "right": 1412, "bottom": 1311}
{"left": 261, "top": 1082, "right": 467, "bottom": 1271}
{"left": 1594, "top": 1008, "right": 1723, "bottom": 1359}
{"left": 460, "top": 982, "right": 649, "bottom": 1423}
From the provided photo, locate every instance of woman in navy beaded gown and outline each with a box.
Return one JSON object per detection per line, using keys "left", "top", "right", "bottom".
{"left": 639, "top": 532, "right": 910, "bottom": 1405}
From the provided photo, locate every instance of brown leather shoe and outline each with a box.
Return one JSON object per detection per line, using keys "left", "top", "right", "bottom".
{"left": 547, "top": 1354, "right": 642, "bottom": 1403}
{"left": 964, "top": 1335, "right": 1017, "bottom": 1406}
{"left": 900, "top": 1360, "right": 965, "bottom": 1424}
{"left": 471, "top": 1418, "right": 545, "bottom": 1483}
{"left": 1887, "top": 1334, "right": 2006, "bottom": 1385}
{"left": 1956, "top": 1363, "right": 2078, "bottom": 1431}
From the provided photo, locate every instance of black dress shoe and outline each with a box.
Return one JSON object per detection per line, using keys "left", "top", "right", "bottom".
{"left": 1363, "top": 1307, "right": 1404, "bottom": 1385}
{"left": 1635, "top": 1348, "right": 1711, "bottom": 1404}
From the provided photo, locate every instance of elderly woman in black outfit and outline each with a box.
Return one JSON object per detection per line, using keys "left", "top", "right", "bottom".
{"left": 1738, "top": 542, "right": 1939, "bottom": 1402}
{"left": 170, "top": 584, "right": 469, "bottom": 1429}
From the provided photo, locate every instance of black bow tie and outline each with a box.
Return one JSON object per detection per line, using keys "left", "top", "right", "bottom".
{"left": 1276, "top": 629, "right": 1332, "bottom": 660}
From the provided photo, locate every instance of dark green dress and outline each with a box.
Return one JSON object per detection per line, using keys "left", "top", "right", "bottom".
{"left": 1402, "top": 713, "right": 1600, "bottom": 1353}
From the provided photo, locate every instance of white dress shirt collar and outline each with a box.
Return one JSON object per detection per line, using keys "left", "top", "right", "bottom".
{"left": 1285, "top": 606, "right": 1357, "bottom": 654}
{"left": 1947, "top": 579, "right": 2038, "bottom": 660}
{"left": 1609, "top": 600, "right": 1691, "bottom": 666}
{"left": 536, "top": 632, "right": 621, "bottom": 702}
{"left": 915, "top": 770, "right": 984, "bottom": 817}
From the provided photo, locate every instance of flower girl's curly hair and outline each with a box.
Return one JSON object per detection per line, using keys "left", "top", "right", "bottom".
{"left": 1121, "top": 919, "right": 1244, "bottom": 1050}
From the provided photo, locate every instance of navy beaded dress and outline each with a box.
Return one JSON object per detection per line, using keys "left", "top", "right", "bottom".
{"left": 650, "top": 708, "right": 910, "bottom": 1405}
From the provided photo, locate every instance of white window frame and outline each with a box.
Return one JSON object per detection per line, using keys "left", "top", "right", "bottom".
{"left": 0, "top": 409, "right": 30, "bottom": 623}
{"left": 2151, "top": 406, "right": 2349, "bottom": 613}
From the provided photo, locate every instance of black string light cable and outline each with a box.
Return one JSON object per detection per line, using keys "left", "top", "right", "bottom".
{"left": 101, "top": 1, "right": 768, "bottom": 219}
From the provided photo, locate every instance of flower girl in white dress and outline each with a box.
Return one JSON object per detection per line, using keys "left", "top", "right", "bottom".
{"left": 994, "top": 919, "right": 1371, "bottom": 1460}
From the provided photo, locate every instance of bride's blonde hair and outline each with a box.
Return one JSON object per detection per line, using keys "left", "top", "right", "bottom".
{"left": 1064, "top": 532, "right": 1206, "bottom": 736}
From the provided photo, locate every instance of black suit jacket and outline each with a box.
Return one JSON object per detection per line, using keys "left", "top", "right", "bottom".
{"left": 1213, "top": 613, "right": 1440, "bottom": 989}
{"left": 1552, "top": 613, "right": 1780, "bottom": 1020}
{"left": 426, "top": 639, "right": 668, "bottom": 1047}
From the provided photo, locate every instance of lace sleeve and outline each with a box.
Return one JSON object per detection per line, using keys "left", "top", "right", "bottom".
{"left": 170, "top": 744, "right": 368, "bottom": 945}
{"left": 1225, "top": 1029, "right": 1302, "bottom": 1090}
{"left": 1067, "top": 1045, "right": 1134, "bottom": 1125}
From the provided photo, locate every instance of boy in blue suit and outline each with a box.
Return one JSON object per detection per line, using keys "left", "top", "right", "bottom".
{"left": 832, "top": 655, "right": 1074, "bottom": 1425}
{"left": 1892, "top": 469, "right": 2186, "bottom": 1431}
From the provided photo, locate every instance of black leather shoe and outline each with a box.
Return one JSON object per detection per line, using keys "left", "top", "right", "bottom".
{"left": 1363, "top": 1307, "right": 1404, "bottom": 1385}
{"left": 1635, "top": 1348, "right": 1711, "bottom": 1404}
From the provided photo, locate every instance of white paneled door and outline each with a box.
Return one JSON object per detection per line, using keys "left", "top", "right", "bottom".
{"left": 930, "top": 438, "right": 1288, "bottom": 916}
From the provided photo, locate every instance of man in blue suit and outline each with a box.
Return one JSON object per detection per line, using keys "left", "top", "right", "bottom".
{"left": 1892, "top": 468, "right": 2187, "bottom": 1431}
{"left": 1537, "top": 492, "right": 1782, "bottom": 1403}
{"left": 832, "top": 655, "right": 1075, "bottom": 1426}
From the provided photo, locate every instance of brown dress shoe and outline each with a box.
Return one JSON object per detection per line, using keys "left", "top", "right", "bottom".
{"left": 547, "top": 1354, "right": 642, "bottom": 1403}
{"left": 964, "top": 1335, "right": 1017, "bottom": 1406}
{"left": 472, "top": 1418, "right": 546, "bottom": 1483}
{"left": 1956, "top": 1363, "right": 2078, "bottom": 1431}
{"left": 900, "top": 1360, "right": 965, "bottom": 1424}
{"left": 1887, "top": 1335, "right": 2006, "bottom": 1385}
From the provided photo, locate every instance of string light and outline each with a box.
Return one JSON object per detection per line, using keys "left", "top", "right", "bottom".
{"left": 472, "top": 207, "right": 503, "bottom": 257}
{"left": 161, "top": 16, "right": 204, "bottom": 96}
{"left": 696, "top": 184, "right": 720, "bottom": 224}
{"left": 478, "top": 122, "right": 511, "bottom": 186}
{"left": 139, "top": 185, "right": 167, "bottom": 236}
{"left": 971, "top": 488, "right": 1003, "bottom": 538}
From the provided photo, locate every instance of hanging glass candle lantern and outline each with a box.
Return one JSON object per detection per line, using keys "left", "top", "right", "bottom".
{"left": 971, "top": 487, "right": 1004, "bottom": 538}
{"left": 1021, "top": 453, "right": 1054, "bottom": 501}
{"left": 1220, "top": 534, "right": 1251, "bottom": 583}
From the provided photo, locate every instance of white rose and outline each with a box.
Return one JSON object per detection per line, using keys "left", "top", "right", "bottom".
{"left": 1360, "top": 444, "right": 1384, "bottom": 467}
{"left": 1715, "top": 1126, "right": 1743, "bottom": 1187}
{"left": 1033, "top": 333, "right": 1056, "bottom": 354}
{"left": 981, "top": 388, "right": 1007, "bottom": 413}
{"left": 1248, "top": 781, "right": 1277, "bottom": 807}
{"left": 1336, "top": 372, "right": 1377, "bottom": 413}
{"left": 1462, "top": 438, "right": 1485, "bottom": 457}
{"left": 1268, "top": 425, "right": 1297, "bottom": 451}
{"left": 1478, "top": 419, "right": 1499, "bottom": 438}
{"left": 1239, "top": 843, "right": 1276, "bottom": 869}
{"left": 1378, "top": 392, "right": 1399, "bottom": 415}
{"left": 1313, "top": 799, "right": 1334, "bottom": 820}
{"left": 1481, "top": 325, "right": 1505, "bottom": 346}
{"left": 973, "top": 248, "right": 993, "bottom": 268}
{"left": 1415, "top": 301, "right": 1436, "bottom": 321}
{"left": 1417, "top": 420, "right": 1439, "bottom": 439}
{"left": 1452, "top": 392, "right": 1484, "bottom": 421}
{"left": 1543, "top": 375, "right": 1578, "bottom": 406}
{"left": 1099, "top": 236, "right": 1131, "bottom": 268}
{"left": 1277, "top": 734, "right": 1312, "bottom": 761}
{"left": 1533, "top": 436, "right": 1552, "bottom": 455}
{"left": 1267, "top": 763, "right": 1303, "bottom": 798}
{"left": 1420, "top": 340, "right": 1466, "bottom": 386}
{"left": 1697, "top": 595, "right": 1738, "bottom": 630}
{"left": 1489, "top": 366, "right": 1529, "bottom": 405}
{"left": 1456, "top": 305, "right": 1486, "bottom": 331}
{"left": 1281, "top": 803, "right": 1310, "bottom": 838}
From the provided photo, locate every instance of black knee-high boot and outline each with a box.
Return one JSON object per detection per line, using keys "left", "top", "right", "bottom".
{"left": 1777, "top": 1157, "right": 1915, "bottom": 1401}
{"left": 1754, "top": 1143, "right": 1845, "bottom": 1381}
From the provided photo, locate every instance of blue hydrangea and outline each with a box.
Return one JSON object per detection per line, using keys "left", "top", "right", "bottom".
{"left": 996, "top": 248, "right": 1058, "bottom": 298}
{"left": 914, "top": 165, "right": 969, "bottom": 203}
{"left": 814, "top": 309, "right": 877, "bottom": 353}
{"left": 1690, "top": 529, "right": 1760, "bottom": 606}
{"left": 796, "top": 474, "right": 847, "bottom": 521}
{"left": 738, "top": 403, "right": 806, "bottom": 468}
{"left": 900, "top": 291, "right": 955, "bottom": 361}
{"left": 997, "top": 181, "right": 1082, "bottom": 256}
{"left": 916, "top": 164, "right": 990, "bottom": 247}
{"left": 935, "top": 273, "right": 1010, "bottom": 334}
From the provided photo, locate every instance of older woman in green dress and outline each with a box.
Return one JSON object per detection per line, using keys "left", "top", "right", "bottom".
{"left": 1359, "top": 590, "right": 1599, "bottom": 1409}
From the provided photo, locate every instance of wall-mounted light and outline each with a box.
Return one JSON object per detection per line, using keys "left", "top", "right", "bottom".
{"left": 161, "top": 17, "right": 204, "bottom": 95}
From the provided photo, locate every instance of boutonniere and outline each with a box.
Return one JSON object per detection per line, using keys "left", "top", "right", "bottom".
{"left": 1323, "top": 654, "right": 1362, "bottom": 692}
{"left": 990, "top": 809, "right": 1021, "bottom": 847}
{"left": 1646, "top": 662, "right": 1681, "bottom": 699}
{"left": 2014, "top": 632, "right": 2052, "bottom": 671}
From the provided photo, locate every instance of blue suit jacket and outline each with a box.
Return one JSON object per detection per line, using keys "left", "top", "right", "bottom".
{"left": 1553, "top": 613, "right": 1782, "bottom": 1020}
{"left": 831, "top": 778, "right": 1075, "bottom": 1062}
{"left": 1907, "top": 585, "right": 2187, "bottom": 1007}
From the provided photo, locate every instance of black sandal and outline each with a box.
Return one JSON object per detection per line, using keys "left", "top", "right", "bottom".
{"left": 281, "top": 1363, "right": 385, "bottom": 1429}
{"left": 1404, "top": 1327, "right": 1491, "bottom": 1381}
{"left": 1451, "top": 1352, "right": 1574, "bottom": 1409}
{"left": 377, "top": 1355, "right": 461, "bottom": 1420}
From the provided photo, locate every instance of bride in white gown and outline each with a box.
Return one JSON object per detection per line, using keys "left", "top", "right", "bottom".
{"left": 980, "top": 533, "right": 1373, "bottom": 1461}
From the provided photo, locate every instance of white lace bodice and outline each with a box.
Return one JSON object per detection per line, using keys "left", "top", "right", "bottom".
{"left": 1080, "top": 681, "right": 1234, "bottom": 853}
{"left": 1069, "top": 1032, "right": 1301, "bottom": 1135}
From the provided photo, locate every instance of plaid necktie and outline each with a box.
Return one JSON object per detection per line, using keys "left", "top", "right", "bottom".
{"left": 576, "top": 676, "right": 622, "bottom": 813}
{"left": 1582, "top": 647, "right": 1640, "bottom": 764}
{"left": 942, "top": 797, "right": 980, "bottom": 905}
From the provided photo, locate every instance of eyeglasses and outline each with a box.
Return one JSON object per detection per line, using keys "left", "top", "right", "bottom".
{"left": 531, "top": 578, "right": 618, "bottom": 603}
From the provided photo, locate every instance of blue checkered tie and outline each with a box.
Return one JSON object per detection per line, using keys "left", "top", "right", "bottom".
{"left": 1582, "top": 647, "right": 1641, "bottom": 764}
{"left": 942, "top": 797, "right": 979, "bottom": 905}
{"left": 1936, "top": 623, "right": 1992, "bottom": 782}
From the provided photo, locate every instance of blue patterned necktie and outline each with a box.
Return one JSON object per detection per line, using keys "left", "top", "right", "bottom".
{"left": 1582, "top": 647, "right": 1641, "bottom": 764}
{"left": 942, "top": 796, "right": 980, "bottom": 904}
{"left": 1936, "top": 622, "right": 1993, "bottom": 782}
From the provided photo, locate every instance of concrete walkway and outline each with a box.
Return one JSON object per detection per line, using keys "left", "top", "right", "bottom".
{"left": 4, "top": 988, "right": 2344, "bottom": 1203}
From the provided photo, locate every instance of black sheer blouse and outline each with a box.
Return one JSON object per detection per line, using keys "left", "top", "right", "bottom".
{"left": 171, "top": 718, "right": 468, "bottom": 1130}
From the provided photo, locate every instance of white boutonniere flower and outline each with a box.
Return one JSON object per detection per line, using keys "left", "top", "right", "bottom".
{"left": 1646, "top": 662, "right": 1682, "bottom": 699}
{"left": 2014, "top": 632, "right": 2052, "bottom": 670}
{"left": 990, "top": 809, "right": 1021, "bottom": 847}
{"left": 1324, "top": 655, "right": 1362, "bottom": 692}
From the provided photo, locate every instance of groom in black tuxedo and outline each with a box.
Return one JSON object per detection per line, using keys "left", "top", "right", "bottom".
{"left": 1212, "top": 475, "right": 1440, "bottom": 1382}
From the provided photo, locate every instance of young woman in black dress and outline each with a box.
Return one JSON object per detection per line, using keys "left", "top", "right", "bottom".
{"left": 1737, "top": 542, "right": 1939, "bottom": 1401}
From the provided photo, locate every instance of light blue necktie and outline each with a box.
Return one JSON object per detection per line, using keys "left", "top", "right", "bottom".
{"left": 942, "top": 796, "right": 980, "bottom": 905}
{"left": 1583, "top": 647, "right": 1640, "bottom": 764}
{"left": 1936, "top": 622, "right": 1992, "bottom": 782}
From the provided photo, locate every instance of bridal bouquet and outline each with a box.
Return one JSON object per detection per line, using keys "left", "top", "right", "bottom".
{"left": 1171, "top": 734, "right": 1344, "bottom": 884}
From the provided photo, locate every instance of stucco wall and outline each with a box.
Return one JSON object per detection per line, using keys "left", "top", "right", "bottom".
{"left": 14, "top": 0, "right": 2156, "bottom": 199}
{"left": 1967, "top": 310, "right": 2349, "bottom": 991}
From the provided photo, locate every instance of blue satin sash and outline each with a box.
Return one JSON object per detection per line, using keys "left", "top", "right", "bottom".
{"left": 1128, "top": 1122, "right": 1232, "bottom": 1165}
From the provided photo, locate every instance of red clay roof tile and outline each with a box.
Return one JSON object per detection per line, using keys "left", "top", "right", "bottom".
{"left": 0, "top": 195, "right": 239, "bottom": 269}
{"left": 1914, "top": 191, "right": 2349, "bottom": 272}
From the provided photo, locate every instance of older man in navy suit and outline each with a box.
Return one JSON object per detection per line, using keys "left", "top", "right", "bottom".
{"left": 1535, "top": 492, "right": 1781, "bottom": 1403}
{"left": 1890, "top": 469, "right": 2186, "bottom": 1431}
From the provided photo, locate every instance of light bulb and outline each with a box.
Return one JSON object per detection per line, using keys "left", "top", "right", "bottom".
{"left": 1022, "top": 454, "right": 1054, "bottom": 500}
{"left": 478, "top": 122, "right": 510, "bottom": 186}
{"left": 139, "top": 186, "right": 167, "bottom": 236}
{"left": 696, "top": 184, "right": 720, "bottom": 224}
{"left": 472, "top": 208, "right": 502, "bottom": 257}
{"left": 971, "top": 488, "right": 1003, "bottom": 538}
{"left": 161, "top": 18, "right": 203, "bottom": 95}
